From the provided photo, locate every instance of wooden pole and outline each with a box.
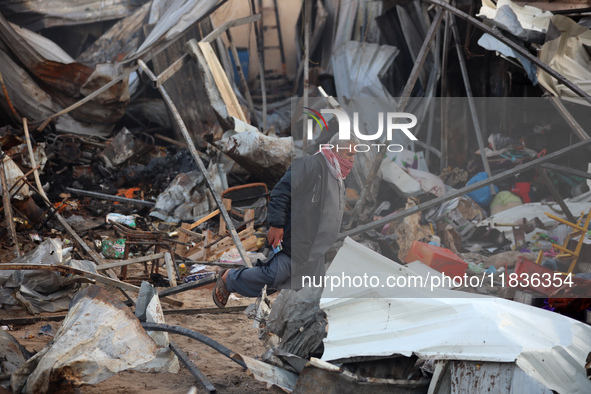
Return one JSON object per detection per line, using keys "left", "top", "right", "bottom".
{"left": 0, "top": 151, "right": 20, "bottom": 257}
{"left": 536, "top": 168, "right": 576, "bottom": 223}
{"left": 138, "top": 60, "right": 252, "bottom": 267}
{"left": 340, "top": 138, "right": 591, "bottom": 239}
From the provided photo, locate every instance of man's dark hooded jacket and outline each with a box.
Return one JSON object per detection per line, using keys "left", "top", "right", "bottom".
{"left": 267, "top": 154, "right": 334, "bottom": 265}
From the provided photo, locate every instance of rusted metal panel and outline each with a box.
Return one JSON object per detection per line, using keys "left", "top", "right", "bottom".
{"left": 77, "top": 3, "right": 151, "bottom": 67}
{"left": 0, "top": 0, "right": 138, "bottom": 31}
{"left": 0, "top": 13, "right": 129, "bottom": 133}
{"left": 151, "top": 18, "right": 218, "bottom": 148}
{"left": 294, "top": 365, "right": 431, "bottom": 394}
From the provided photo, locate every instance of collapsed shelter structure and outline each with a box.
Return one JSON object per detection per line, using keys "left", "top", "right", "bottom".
{"left": 1, "top": 0, "right": 591, "bottom": 392}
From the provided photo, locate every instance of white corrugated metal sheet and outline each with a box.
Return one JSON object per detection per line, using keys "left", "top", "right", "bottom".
{"left": 320, "top": 237, "right": 591, "bottom": 394}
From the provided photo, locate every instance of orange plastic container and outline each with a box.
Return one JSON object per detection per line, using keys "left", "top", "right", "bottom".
{"left": 404, "top": 241, "right": 468, "bottom": 277}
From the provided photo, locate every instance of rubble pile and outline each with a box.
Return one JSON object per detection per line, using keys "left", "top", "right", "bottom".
{"left": 0, "top": 0, "right": 591, "bottom": 393}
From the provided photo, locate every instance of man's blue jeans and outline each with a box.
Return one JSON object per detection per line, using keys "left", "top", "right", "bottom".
{"left": 225, "top": 251, "right": 291, "bottom": 297}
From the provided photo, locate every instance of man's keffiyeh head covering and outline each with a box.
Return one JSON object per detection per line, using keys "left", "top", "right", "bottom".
{"left": 319, "top": 146, "right": 353, "bottom": 180}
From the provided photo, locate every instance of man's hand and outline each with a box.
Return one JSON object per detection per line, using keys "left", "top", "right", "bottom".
{"left": 267, "top": 226, "right": 284, "bottom": 248}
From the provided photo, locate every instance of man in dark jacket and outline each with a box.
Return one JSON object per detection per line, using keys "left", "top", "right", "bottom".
{"left": 213, "top": 135, "right": 357, "bottom": 307}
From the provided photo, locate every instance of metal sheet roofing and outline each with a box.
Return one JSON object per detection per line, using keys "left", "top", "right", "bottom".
{"left": 320, "top": 237, "right": 591, "bottom": 393}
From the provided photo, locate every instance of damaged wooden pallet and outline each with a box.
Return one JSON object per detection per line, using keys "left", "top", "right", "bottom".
{"left": 177, "top": 203, "right": 257, "bottom": 262}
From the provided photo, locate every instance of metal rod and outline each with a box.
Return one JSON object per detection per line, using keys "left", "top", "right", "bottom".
{"left": 138, "top": 60, "right": 252, "bottom": 268}
{"left": 425, "top": 0, "right": 591, "bottom": 104}
{"left": 339, "top": 138, "right": 591, "bottom": 238}
{"left": 536, "top": 167, "right": 576, "bottom": 223}
{"left": 302, "top": 0, "right": 312, "bottom": 154}
{"left": 65, "top": 187, "right": 155, "bottom": 207}
{"left": 250, "top": 0, "right": 267, "bottom": 131}
{"left": 350, "top": 9, "right": 444, "bottom": 223}
{"left": 169, "top": 341, "right": 217, "bottom": 393}
{"left": 449, "top": 13, "right": 495, "bottom": 195}
{"left": 226, "top": 28, "right": 258, "bottom": 128}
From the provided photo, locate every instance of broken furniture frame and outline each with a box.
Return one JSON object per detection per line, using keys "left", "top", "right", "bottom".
{"left": 176, "top": 196, "right": 257, "bottom": 262}
{"left": 542, "top": 209, "right": 591, "bottom": 274}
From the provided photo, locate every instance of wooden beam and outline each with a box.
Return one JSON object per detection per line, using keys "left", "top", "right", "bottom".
{"left": 197, "top": 41, "right": 247, "bottom": 122}
{"left": 97, "top": 253, "right": 165, "bottom": 271}
{"left": 201, "top": 13, "right": 261, "bottom": 43}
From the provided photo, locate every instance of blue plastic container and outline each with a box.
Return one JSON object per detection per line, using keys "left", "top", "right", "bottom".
{"left": 228, "top": 47, "right": 249, "bottom": 86}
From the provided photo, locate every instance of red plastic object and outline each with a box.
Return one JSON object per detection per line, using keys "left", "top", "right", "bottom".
{"left": 511, "top": 182, "right": 531, "bottom": 203}
{"left": 404, "top": 241, "right": 468, "bottom": 277}
{"left": 514, "top": 257, "right": 591, "bottom": 297}
{"left": 514, "top": 257, "right": 561, "bottom": 296}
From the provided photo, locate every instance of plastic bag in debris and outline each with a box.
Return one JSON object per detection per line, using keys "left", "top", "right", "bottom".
{"left": 220, "top": 248, "right": 267, "bottom": 265}
{"left": 101, "top": 239, "right": 126, "bottom": 259}
{"left": 407, "top": 168, "right": 446, "bottom": 197}
{"left": 106, "top": 213, "right": 136, "bottom": 227}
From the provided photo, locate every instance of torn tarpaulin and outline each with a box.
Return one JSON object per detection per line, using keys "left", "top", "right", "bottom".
{"left": 538, "top": 15, "right": 591, "bottom": 105}
{"left": 150, "top": 163, "right": 224, "bottom": 223}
